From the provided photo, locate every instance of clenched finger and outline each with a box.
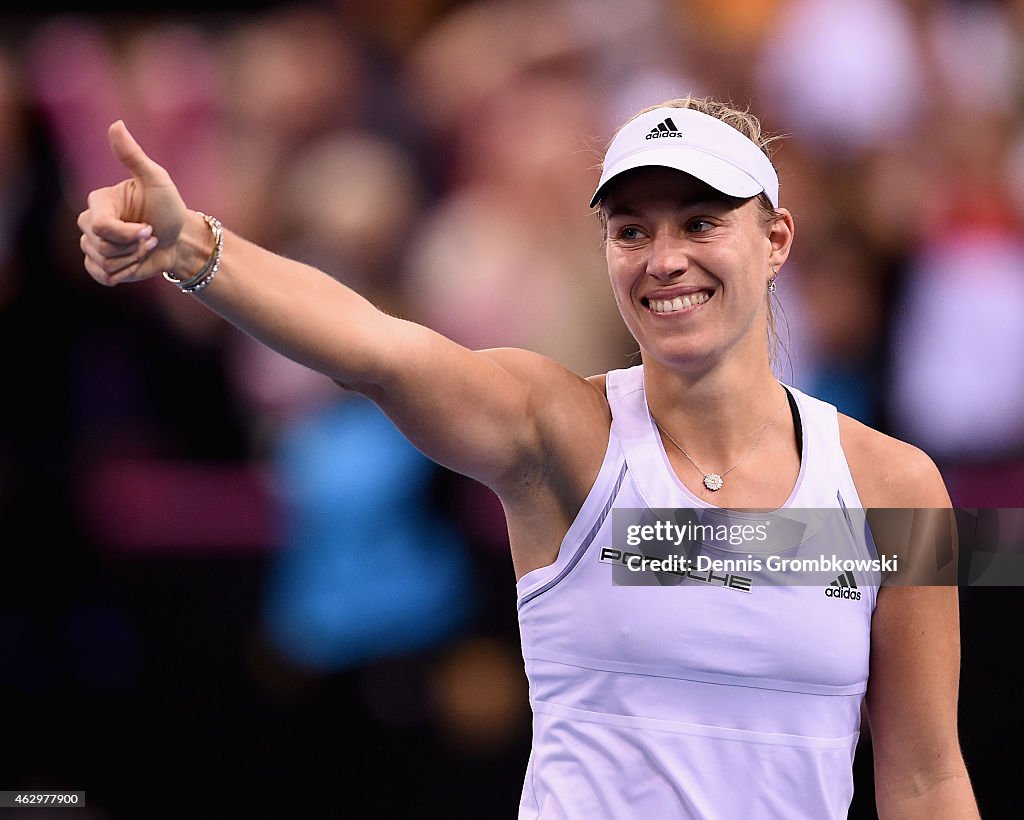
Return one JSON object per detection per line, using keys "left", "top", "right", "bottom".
{"left": 81, "top": 233, "right": 157, "bottom": 276}
{"left": 87, "top": 231, "right": 153, "bottom": 259}
{"left": 82, "top": 253, "right": 119, "bottom": 287}
{"left": 83, "top": 250, "right": 151, "bottom": 287}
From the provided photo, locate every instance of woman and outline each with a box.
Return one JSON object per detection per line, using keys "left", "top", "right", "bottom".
{"left": 78, "top": 96, "right": 978, "bottom": 818}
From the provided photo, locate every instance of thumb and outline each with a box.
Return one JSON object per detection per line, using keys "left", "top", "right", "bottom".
{"left": 108, "top": 120, "right": 166, "bottom": 185}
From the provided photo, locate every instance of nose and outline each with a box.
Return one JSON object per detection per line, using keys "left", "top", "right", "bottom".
{"left": 646, "top": 232, "right": 689, "bottom": 281}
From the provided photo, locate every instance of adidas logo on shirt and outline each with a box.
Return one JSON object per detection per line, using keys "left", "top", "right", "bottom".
{"left": 824, "top": 570, "right": 861, "bottom": 601}
{"left": 646, "top": 117, "right": 682, "bottom": 140}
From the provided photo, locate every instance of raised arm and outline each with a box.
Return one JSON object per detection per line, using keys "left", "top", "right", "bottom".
{"left": 77, "top": 121, "right": 609, "bottom": 501}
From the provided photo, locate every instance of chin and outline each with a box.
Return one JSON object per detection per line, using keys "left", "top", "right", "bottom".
{"left": 640, "top": 342, "right": 718, "bottom": 373}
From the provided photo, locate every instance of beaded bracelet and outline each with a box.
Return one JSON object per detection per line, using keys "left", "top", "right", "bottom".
{"left": 162, "top": 212, "right": 224, "bottom": 294}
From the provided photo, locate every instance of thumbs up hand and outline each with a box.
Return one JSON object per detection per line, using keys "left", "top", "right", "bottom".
{"left": 78, "top": 120, "right": 189, "bottom": 286}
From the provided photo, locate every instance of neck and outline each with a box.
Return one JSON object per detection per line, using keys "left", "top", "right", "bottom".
{"left": 643, "top": 353, "right": 786, "bottom": 470}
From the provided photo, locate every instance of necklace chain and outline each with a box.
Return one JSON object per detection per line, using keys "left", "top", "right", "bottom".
{"left": 653, "top": 395, "right": 788, "bottom": 492}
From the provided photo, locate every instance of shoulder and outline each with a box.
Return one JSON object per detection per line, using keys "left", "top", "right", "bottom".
{"left": 477, "top": 350, "right": 614, "bottom": 557}
{"left": 479, "top": 346, "right": 611, "bottom": 479}
{"left": 837, "top": 413, "right": 951, "bottom": 508}
{"left": 479, "top": 347, "right": 609, "bottom": 414}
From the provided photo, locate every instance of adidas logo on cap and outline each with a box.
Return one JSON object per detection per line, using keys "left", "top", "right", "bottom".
{"left": 646, "top": 117, "right": 682, "bottom": 140}
{"left": 589, "top": 106, "right": 781, "bottom": 208}
{"left": 824, "top": 570, "right": 861, "bottom": 601}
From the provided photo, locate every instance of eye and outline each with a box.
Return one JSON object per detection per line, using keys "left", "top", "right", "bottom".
{"left": 616, "top": 226, "right": 646, "bottom": 242}
{"left": 687, "top": 218, "right": 715, "bottom": 233}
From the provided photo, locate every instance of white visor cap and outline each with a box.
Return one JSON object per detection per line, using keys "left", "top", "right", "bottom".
{"left": 590, "top": 107, "right": 779, "bottom": 209}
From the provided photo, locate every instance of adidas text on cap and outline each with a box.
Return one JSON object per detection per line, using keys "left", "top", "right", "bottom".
{"left": 590, "top": 107, "right": 780, "bottom": 209}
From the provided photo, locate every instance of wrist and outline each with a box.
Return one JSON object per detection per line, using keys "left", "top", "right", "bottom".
{"left": 163, "top": 211, "right": 223, "bottom": 294}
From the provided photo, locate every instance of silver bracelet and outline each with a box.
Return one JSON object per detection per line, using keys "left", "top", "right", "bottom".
{"left": 162, "top": 212, "right": 223, "bottom": 294}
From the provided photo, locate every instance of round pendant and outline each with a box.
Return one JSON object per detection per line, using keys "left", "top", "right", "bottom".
{"left": 703, "top": 473, "right": 724, "bottom": 491}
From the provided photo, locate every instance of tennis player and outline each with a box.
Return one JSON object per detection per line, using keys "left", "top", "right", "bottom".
{"left": 78, "top": 95, "right": 978, "bottom": 818}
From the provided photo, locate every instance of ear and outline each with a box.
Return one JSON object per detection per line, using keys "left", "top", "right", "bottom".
{"left": 767, "top": 208, "right": 795, "bottom": 272}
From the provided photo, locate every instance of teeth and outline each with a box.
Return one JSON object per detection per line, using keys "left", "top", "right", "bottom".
{"left": 648, "top": 292, "right": 710, "bottom": 313}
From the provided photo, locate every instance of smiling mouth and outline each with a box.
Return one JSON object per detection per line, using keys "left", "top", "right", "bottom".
{"left": 643, "top": 290, "right": 712, "bottom": 314}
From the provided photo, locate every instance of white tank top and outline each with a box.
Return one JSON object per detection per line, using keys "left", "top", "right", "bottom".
{"left": 516, "top": 365, "right": 877, "bottom": 819}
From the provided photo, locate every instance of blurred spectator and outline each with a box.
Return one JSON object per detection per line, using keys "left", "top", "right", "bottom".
{"left": 886, "top": 96, "right": 1024, "bottom": 478}
{"left": 403, "top": 0, "right": 590, "bottom": 139}
{"left": 224, "top": 130, "right": 424, "bottom": 445}
{"left": 227, "top": 122, "right": 479, "bottom": 677}
{"left": 261, "top": 391, "right": 475, "bottom": 671}
{"left": 217, "top": 6, "right": 367, "bottom": 240}
{"left": 921, "top": 0, "right": 1023, "bottom": 119}
{"left": 888, "top": 230, "right": 1024, "bottom": 464}
{"left": 784, "top": 235, "right": 886, "bottom": 425}
{"left": 402, "top": 69, "right": 636, "bottom": 377}
{"left": 754, "top": 0, "right": 925, "bottom": 157}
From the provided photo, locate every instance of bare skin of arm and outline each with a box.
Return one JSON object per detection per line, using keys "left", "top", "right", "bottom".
{"left": 78, "top": 121, "right": 613, "bottom": 581}
{"left": 840, "top": 415, "right": 979, "bottom": 819}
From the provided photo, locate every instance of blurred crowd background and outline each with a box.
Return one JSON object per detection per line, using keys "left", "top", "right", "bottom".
{"left": 2, "top": 0, "right": 1023, "bottom": 817}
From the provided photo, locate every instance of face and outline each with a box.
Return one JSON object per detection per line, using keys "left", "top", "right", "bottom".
{"left": 602, "top": 167, "right": 791, "bottom": 372}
